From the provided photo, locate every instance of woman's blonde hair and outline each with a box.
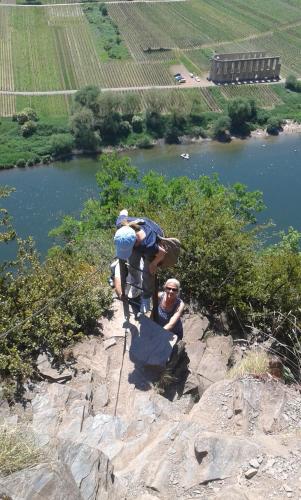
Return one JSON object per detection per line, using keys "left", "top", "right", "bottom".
{"left": 164, "top": 278, "right": 180, "bottom": 292}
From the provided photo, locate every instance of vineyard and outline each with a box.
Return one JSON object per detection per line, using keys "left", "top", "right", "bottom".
{"left": 220, "top": 84, "right": 283, "bottom": 109}
{"left": 15, "top": 95, "right": 71, "bottom": 119}
{"left": 0, "top": 0, "right": 300, "bottom": 117}
{"left": 0, "top": 8, "right": 15, "bottom": 115}
{"left": 112, "top": 86, "right": 221, "bottom": 113}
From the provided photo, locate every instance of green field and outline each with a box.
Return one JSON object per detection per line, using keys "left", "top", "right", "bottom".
{"left": 1, "top": 1, "right": 301, "bottom": 118}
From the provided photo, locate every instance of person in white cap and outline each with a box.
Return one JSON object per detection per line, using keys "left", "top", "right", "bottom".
{"left": 114, "top": 210, "right": 166, "bottom": 313}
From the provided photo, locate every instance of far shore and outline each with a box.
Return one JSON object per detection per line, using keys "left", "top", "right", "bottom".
{"left": 0, "top": 119, "right": 300, "bottom": 172}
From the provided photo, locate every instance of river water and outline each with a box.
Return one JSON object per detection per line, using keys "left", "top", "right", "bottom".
{"left": 0, "top": 133, "right": 300, "bottom": 261}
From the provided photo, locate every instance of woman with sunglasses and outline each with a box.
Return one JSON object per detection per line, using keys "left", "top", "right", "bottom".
{"left": 157, "top": 278, "right": 184, "bottom": 340}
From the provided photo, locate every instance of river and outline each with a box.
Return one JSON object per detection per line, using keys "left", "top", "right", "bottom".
{"left": 0, "top": 133, "right": 300, "bottom": 261}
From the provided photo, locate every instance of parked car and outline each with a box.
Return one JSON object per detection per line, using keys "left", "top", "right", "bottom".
{"left": 195, "top": 76, "right": 200, "bottom": 82}
{"left": 189, "top": 73, "right": 194, "bottom": 78}
{"left": 174, "top": 73, "right": 181, "bottom": 77}
{"left": 175, "top": 75, "right": 182, "bottom": 81}
{"left": 179, "top": 78, "right": 186, "bottom": 83}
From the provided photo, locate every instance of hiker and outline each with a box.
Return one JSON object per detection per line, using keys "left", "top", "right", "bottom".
{"left": 114, "top": 210, "right": 166, "bottom": 313}
{"left": 157, "top": 278, "right": 184, "bottom": 340}
{"left": 109, "top": 257, "right": 143, "bottom": 300}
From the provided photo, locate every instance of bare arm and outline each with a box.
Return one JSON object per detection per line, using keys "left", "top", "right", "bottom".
{"left": 149, "top": 245, "right": 167, "bottom": 274}
{"left": 163, "top": 300, "right": 185, "bottom": 331}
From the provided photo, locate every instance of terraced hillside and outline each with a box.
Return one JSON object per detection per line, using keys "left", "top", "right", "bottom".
{"left": 0, "top": 0, "right": 301, "bottom": 117}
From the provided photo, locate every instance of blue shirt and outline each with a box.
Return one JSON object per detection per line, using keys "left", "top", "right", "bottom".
{"left": 116, "top": 216, "right": 164, "bottom": 257}
{"left": 157, "top": 294, "right": 183, "bottom": 339}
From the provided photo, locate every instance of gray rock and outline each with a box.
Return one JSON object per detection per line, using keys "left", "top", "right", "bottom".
{"left": 249, "top": 458, "right": 260, "bottom": 469}
{"left": 103, "top": 338, "right": 117, "bottom": 350}
{"left": 197, "top": 336, "right": 233, "bottom": 390}
{"left": 0, "top": 462, "right": 81, "bottom": 500}
{"left": 58, "top": 440, "right": 121, "bottom": 500}
{"left": 37, "top": 353, "right": 72, "bottom": 383}
{"left": 92, "top": 384, "right": 109, "bottom": 412}
{"left": 182, "top": 313, "right": 209, "bottom": 342}
{"left": 245, "top": 468, "right": 258, "bottom": 479}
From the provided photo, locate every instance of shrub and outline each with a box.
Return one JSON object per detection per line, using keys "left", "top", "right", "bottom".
{"left": 0, "top": 425, "right": 44, "bottom": 475}
{"left": 132, "top": 115, "right": 143, "bottom": 133}
{"left": 16, "top": 159, "right": 26, "bottom": 168}
{"left": 42, "top": 155, "right": 52, "bottom": 164}
{"left": 228, "top": 350, "right": 269, "bottom": 378}
{"left": 285, "top": 75, "right": 301, "bottom": 92}
{"left": 16, "top": 108, "right": 38, "bottom": 124}
{"left": 119, "top": 120, "right": 132, "bottom": 138}
{"left": 266, "top": 117, "right": 283, "bottom": 135}
{"left": 137, "top": 136, "right": 153, "bottom": 149}
{"left": 21, "top": 120, "right": 37, "bottom": 137}
{"left": 212, "top": 115, "right": 231, "bottom": 141}
{"left": 26, "top": 158, "right": 35, "bottom": 167}
{"left": 50, "top": 133, "right": 74, "bottom": 158}
{"left": 0, "top": 241, "right": 112, "bottom": 383}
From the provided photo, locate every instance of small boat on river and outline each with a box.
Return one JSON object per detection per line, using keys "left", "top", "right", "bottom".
{"left": 180, "top": 153, "right": 190, "bottom": 160}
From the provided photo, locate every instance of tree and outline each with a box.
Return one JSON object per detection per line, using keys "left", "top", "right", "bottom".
{"left": 212, "top": 115, "right": 231, "bottom": 141}
{"left": 122, "top": 93, "right": 140, "bottom": 121}
{"left": 0, "top": 187, "right": 16, "bottom": 246}
{"left": 285, "top": 74, "right": 299, "bottom": 91}
{"left": 145, "top": 110, "right": 165, "bottom": 137}
{"left": 74, "top": 86, "right": 101, "bottom": 115}
{"left": 227, "top": 98, "right": 255, "bottom": 135}
{"left": 50, "top": 134, "right": 74, "bottom": 157}
{"left": 132, "top": 115, "right": 143, "bottom": 133}
{"left": 266, "top": 117, "right": 283, "bottom": 136}
{"left": 70, "top": 108, "right": 101, "bottom": 151}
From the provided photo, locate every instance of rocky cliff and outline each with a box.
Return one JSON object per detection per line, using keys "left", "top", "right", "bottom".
{"left": 0, "top": 300, "right": 300, "bottom": 500}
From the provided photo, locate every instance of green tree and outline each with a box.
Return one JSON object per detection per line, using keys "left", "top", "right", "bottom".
{"left": 212, "top": 115, "right": 231, "bottom": 141}
{"left": 74, "top": 86, "right": 101, "bottom": 115}
{"left": 266, "top": 117, "right": 283, "bottom": 135}
{"left": 50, "top": 134, "right": 74, "bottom": 157}
{"left": 228, "top": 98, "right": 256, "bottom": 135}
{"left": 70, "top": 108, "right": 101, "bottom": 151}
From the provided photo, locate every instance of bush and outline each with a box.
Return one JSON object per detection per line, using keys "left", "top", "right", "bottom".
{"left": 285, "top": 75, "right": 301, "bottom": 92}
{"left": 50, "top": 133, "right": 74, "bottom": 158}
{"left": 0, "top": 241, "right": 112, "bottom": 383}
{"left": 119, "top": 120, "right": 132, "bottom": 138}
{"left": 137, "top": 136, "right": 154, "bottom": 149}
{"left": 16, "top": 159, "right": 26, "bottom": 168}
{"left": 21, "top": 120, "right": 37, "bottom": 137}
{"left": 26, "top": 158, "right": 35, "bottom": 167}
{"left": 16, "top": 108, "right": 38, "bottom": 124}
{"left": 266, "top": 117, "right": 283, "bottom": 135}
{"left": 228, "top": 350, "right": 269, "bottom": 378}
{"left": 0, "top": 425, "right": 44, "bottom": 475}
{"left": 132, "top": 115, "right": 143, "bottom": 133}
{"left": 42, "top": 155, "right": 52, "bottom": 164}
{"left": 212, "top": 115, "right": 231, "bottom": 141}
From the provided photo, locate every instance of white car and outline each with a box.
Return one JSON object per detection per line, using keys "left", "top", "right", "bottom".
{"left": 195, "top": 76, "right": 200, "bottom": 82}
{"left": 189, "top": 73, "right": 194, "bottom": 78}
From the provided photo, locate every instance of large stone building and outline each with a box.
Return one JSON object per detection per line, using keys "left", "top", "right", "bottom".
{"left": 209, "top": 52, "right": 281, "bottom": 84}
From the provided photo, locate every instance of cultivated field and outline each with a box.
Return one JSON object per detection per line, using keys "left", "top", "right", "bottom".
{"left": 0, "top": 0, "right": 301, "bottom": 118}
{"left": 220, "top": 84, "right": 283, "bottom": 109}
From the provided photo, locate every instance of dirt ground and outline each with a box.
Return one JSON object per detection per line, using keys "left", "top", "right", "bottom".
{"left": 169, "top": 64, "right": 214, "bottom": 88}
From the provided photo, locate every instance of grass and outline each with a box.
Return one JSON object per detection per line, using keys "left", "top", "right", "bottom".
{"left": 0, "top": 116, "right": 70, "bottom": 168}
{"left": 228, "top": 350, "right": 269, "bottom": 378}
{"left": 0, "top": 425, "right": 44, "bottom": 476}
{"left": 83, "top": 3, "right": 129, "bottom": 62}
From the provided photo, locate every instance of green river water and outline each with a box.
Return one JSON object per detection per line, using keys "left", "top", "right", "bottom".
{"left": 0, "top": 133, "right": 300, "bottom": 261}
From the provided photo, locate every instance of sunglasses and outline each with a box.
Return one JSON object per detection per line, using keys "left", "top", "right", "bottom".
{"left": 165, "top": 286, "right": 178, "bottom": 292}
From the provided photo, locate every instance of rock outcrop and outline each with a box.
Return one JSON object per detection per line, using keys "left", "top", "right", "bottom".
{"left": 1, "top": 300, "right": 301, "bottom": 499}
